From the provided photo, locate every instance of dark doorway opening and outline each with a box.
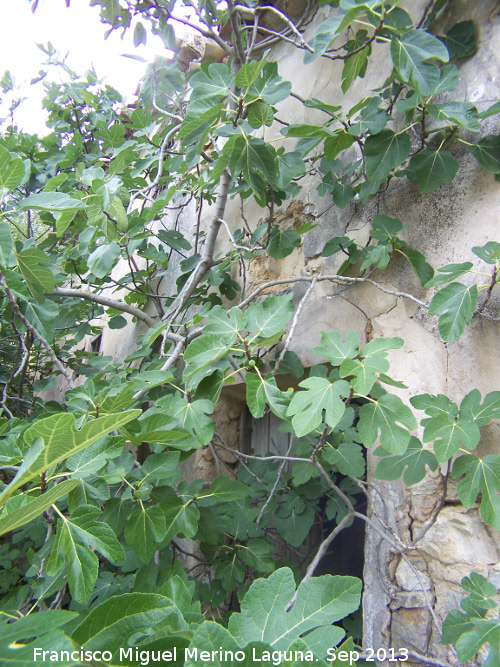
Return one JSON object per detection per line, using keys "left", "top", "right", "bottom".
{"left": 243, "top": 406, "right": 366, "bottom": 582}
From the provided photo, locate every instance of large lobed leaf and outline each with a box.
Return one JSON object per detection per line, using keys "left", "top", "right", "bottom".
{"left": 47, "top": 505, "right": 125, "bottom": 604}
{"left": 228, "top": 567, "right": 361, "bottom": 650}
{"left": 429, "top": 282, "right": 478, "bottom": 342}
{"left": 287, "top": 377, "right": 350, "bottom": 437}
{"left": 0, "top": 409, "right": 141, "bottom": 504}
{"left": 375, "top": 436, "right": 438, "bottom": 486}
{"left": 391, "top": 29, "right": 449, "bottom": 94}
{"left": 453, "top": 455, "right": 500, "bottom": 529}
{"left": 358, "top": 394, "right": 417, "bottom": 455}
{"left": 245, "top": 372, "right": 290, "bottom": 419}
{"left": 0, "top": 479, "right": 79, "bottom": 536}
{"left": 245, "top": 295, "right": 294, "bottom": 338}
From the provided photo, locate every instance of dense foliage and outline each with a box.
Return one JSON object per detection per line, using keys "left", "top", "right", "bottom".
{"left": 1, "top": 0, "right": 499, "bottom": 665}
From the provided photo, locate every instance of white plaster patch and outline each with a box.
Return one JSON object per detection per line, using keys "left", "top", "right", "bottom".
{"left": 470, "top": 83, "right": 486, "bottom": 102}
{"left": 417, "top": 507, "right": 500, "bottom": 565}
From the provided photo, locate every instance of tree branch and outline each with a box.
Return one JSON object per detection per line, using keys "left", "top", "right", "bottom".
{"left": 128, "top": 123, "right": 179, "bottom": 212}
{"left": 52, "top": 287, "right": 157, "bottom": 327}
{"left": 161, "top": 168, "right": 232, "bottom": 326}
{"left": 233, "top": 4, "right": 313, "bottom": 54}
{"left": 238, "top": 274, "right": 429, "bottom": 309}
{"left": 227, "top": 0, "right": 247, "bottom": 64}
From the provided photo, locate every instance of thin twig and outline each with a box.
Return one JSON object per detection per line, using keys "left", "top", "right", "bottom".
{"left": 246, "top": 12, "right": 260, "bottom": 62}
{"left": 257, "top": 435, "right": 293, "bottom": 526}
{"left": 0, "top": 272, "right": 75, "bottom": 390}
{"left": 286, "top": 511, "right": 354, "bottom": 611}
{"left": 227, "top": 353, "right": 246, "bottom": 382}
{"left": 274, "top": 278, "right": 316, "bottom": 373}
{"left": 132, "top": 339, "right": 184, "bottom": 402}
{"left": 213, "top": 433, "right": 263, "bottom": 483}
{"left": 476, "top": 266, "right": 498, "bottom": 314}
{"left": 151, "top": 1, "right": 231, "bottom": 54}
{"left": 151, "top": 70, "right": 183, "bottom": 122}
{"left": 207, "top": 441, "right": 221, "bottom": 476}
{"left": 218, "top": 217, "right": 261, "bottom": 253}
{"left": 49, "top": 586, "right": 66, "bottom": 610}
{"left": 416, "top": 0, "right": 436, "bottom": 29}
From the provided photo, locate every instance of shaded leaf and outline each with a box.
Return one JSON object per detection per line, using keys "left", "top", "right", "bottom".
{"left": 87, "top": 241, "right": 121, "bottom": 279}
{"left": 161, "top": 496, "right": 200, "bottom": 543}
{"left": 197, "top": 476, "right": 250, "bottom": 507}
{"left": 425, "top": 262, "right": 473, "bottom": 287}
{"left": 391, "top": 29, "right": 449, "bottom": 94}
{"left": 428, "top": 282, "right": 478, "bottom": 341}
{"left": 274, "top": 500, "right": 315, "bottom": 547}
{"left": 0, "top": 145, "right": 26, "bottom": 192}
{"left": 460, "top": 389, "right": 500, "bottom": 427}
{"left": 125, "top": 505, "right": 166, "bottom": 563}
{"left": 323, "top": 442, "right": 365, "bottom": 477}
{"left": 22, "top": 299, "right": 59, "bottom": 340}
{"left": 158, "top": 229, "right": 192, "bottom": 252}
{"left": 190, "top": 62, "right": 234, "bottom": 101}
{"left": 468, "top": 135, "right": 500, "bottom": 174}
{"left": 442, "top": 21, "right": 477, "bottom": 58}
{"left": 247, "top": 101, "right": 274, "bottom": 129}
{"left": 0, "top": 479, "right": 79, "bottom": 536}
{"left": 427, "top": 101, "right": 480, "bottom": 132}
{"left": 364, "top": 129, "right": 411, "bottom": 182}
{"left": 0, "top": 221, "right": 16, "bottom": 267}
{"left": 72, "top": 593, "right": 183, "bottom": 653}
{"left": 422, "top": 413, "right": 480, "bottom": 462}
{"left": 16, "top": 248, "right": 55, "bottom": 303}
{"left": 162, "top": 398, "right": 215, "bottom": 445}
{"left": 268, "top": 228, "right": 301, "bottom": 259}
{"left": 441, "top": 609, "right": 475, "bottom": 645}
{"left": 472, "top": 242, "right": 500, "bottom": 265}
{"left": 20, "top": 191, "right": 86, "bottom": 211}
{"left": 47, "top": 505, "right": 124, "bottom": 604}
{"left": 348, "top": 97, "right": 388, "bottom": 136}
{"left": 314, "top": 330, "right": 359, "bottom": 366}
{"left": 342, "top": 48, "right": 369, "bottom": 93}
{"left": 339, "top": 337, "right": 403, "bottom": 395}
{"left": 183, "top": 335, "right": 233, "bottom": 380}
{"left": 409, "top": 149, "right": 459, "bottom": 193}
{"left": 324, "top": 132, "right": 355, "bottom": 161}
{"left": 375, "top": 436, "right": 438, "bottom": 486}
{"left": 405, "top": 248, "right": 434, "bottom": 286}
{"left": 456, "top": 618, "right": 500, "bottom": 665}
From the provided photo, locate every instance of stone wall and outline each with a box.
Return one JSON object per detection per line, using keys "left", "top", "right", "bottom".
{"left": 68, "top": 1, "right": 500, "bottom": 663}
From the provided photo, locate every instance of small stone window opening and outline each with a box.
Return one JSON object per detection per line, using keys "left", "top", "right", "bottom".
{"left": 90, "top": 334, "right": 102, "bottom": 354}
